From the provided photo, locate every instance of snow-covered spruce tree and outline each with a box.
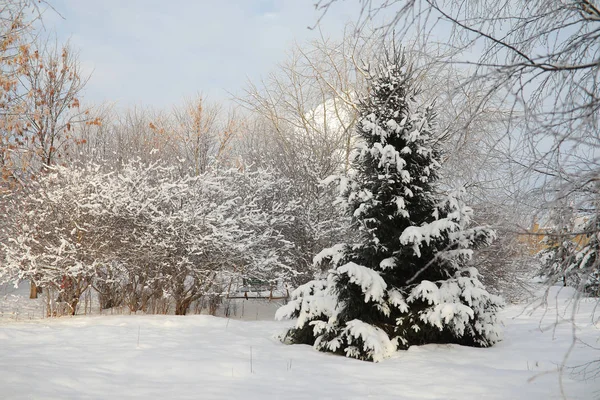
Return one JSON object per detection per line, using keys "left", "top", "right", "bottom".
{"left": 535, "top": 201, "right": 600, "bottom": 296}
{"left": 536, "top": 204, "right": 577, "bottom": 288}
{"left": 571, "top": 215, "right": 600, "bottom": 296}
{"left": 276, "top": 50, "right": 503, "bottom": 362}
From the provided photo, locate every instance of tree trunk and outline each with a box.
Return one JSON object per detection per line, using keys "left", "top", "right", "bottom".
{"left": 175, "top": 298, "right": 192, "bottom": 315}
{"left": 29, "top": 281, "right": 39, "bottom": 299}
{"left": 69, "top": 298, "right": 79, "bottom": 316}
{"left": 208, "top": 295, "right": 221, "bottom": 316}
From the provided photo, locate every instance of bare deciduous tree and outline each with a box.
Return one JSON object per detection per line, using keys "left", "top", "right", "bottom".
{"left": 0, "top": 0, "right": 42, "bottom": 183}
{"left": 20, "top": 40, "right": 92, "bottom": 169}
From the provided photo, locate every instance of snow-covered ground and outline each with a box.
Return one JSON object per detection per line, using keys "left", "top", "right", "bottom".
{"left": 1, "top": 286, "right": 599, "bottom": 399}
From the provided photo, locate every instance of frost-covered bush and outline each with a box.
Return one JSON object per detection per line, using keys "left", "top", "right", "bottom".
{"left": 0, "top": 165, "right": 110, "bottom": 315}
{"left": 0, "top": 161, "right": 301, "bottom": 315}
{"left": 468, "top": 203, "right": 535, "bottom": 302}
{"left": 277, "top": 50, "right": 503, "bottom": 362}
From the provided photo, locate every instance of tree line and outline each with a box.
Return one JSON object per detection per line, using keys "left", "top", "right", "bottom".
{"left": 0, "top": 0, "right": 569, "bottom": 318}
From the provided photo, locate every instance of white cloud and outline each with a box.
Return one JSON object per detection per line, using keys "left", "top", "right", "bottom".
{"left": 43, "top": 0, "right": 358, "bottom": 109}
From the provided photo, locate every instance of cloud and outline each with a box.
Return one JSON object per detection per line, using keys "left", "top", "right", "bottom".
{"left": 45, "top": 0, "right": 358, "bottom": 108}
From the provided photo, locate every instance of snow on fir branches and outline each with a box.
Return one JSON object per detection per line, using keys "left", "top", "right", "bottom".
{"left": 277, "top": 49, "right": 503, "bottom": 362}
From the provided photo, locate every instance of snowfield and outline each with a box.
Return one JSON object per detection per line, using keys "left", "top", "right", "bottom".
{"left": 1, "top": 287, "right": 599, "bottom": 399}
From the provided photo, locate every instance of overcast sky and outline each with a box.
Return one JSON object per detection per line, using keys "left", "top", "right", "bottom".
{"left": 41, "top": 1, "right": 362, "bottom": 110}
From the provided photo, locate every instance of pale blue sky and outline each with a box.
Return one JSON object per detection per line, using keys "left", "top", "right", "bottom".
{"left": 40, "top": 1, "right": 362, "bottom": 109}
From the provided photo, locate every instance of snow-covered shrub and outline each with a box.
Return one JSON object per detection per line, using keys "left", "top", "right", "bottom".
{"left": 93, "top": 261, "right": 127, "bottom": 310}
{"left": 1, "top": 160, "right": 302, "bottom": 315}
{"left": 470, "top": 204, "right": 535, "bottom": 302}
{"left": 1, "top": 165, "right": 110, "bottom": 315}
{"left": 277, "top": 49, "right": 503, "bottom": 362}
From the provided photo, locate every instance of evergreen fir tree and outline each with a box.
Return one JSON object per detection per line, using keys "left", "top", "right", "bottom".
{"left": 537, "top": 203, "right": 577, "bottom": 287}
{"left": 535, "top": 202, "right": 600, "bottom": 295}
{"left": 568, "top": 215, "right": 600, "bottom": 296}
{"left": 277, "top": 49, "right": 503, "bottom": 362}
